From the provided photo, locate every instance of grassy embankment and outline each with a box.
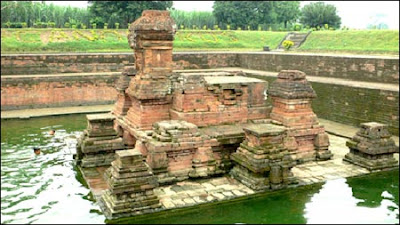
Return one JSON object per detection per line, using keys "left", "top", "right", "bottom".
{"left": 298, "top": 30, "right": 399, "bottom": 55}
{"left": 0, "top": 29, "right": 286, "bottom": 53}
{"left": 1, "top": 29, "right": 398, "bottom": 55}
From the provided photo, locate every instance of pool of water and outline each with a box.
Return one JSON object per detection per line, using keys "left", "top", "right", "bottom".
{"left": 1, "top": 115, "right": 105, "bottom": 224}
{"left": 1, "top": 114, "right": 399, "bottom": 224}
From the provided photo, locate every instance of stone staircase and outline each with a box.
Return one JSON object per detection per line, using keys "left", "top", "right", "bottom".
{"left": 277, "top": 31, "right": 312, "bottom": 50}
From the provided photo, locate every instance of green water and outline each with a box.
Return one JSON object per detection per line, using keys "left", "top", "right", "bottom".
{"left": 1, "top": 114, "right": 399, "bottom": 224}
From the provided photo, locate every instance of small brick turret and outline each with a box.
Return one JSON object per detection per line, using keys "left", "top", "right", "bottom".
{"left": 268, "top": 70, "right": 332, "bottom": 163}
{"left": 344, "top": 122, "right": 399, "bottom": 171}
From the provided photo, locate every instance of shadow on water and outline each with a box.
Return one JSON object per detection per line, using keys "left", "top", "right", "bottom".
{"left": 1, "top": 114, "right": 399, "bottom": 224}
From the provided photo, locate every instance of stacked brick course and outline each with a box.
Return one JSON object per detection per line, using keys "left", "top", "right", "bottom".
{"left": 170, "top": 73, "right": 269, "bottom": 127}
{"left": 268, "top": 70, "right": 332, "bottom": 163}
{"left": 112, "top": 65, "right": 135, "bottom": 117}
{"left": 100, "top": 149, "right": 161, "bottom": 218}
{"left": 230, "top": 123, "right": 295, "bottom": 190}
{"left": 344, "top": 122, "right": 399, "bottom": 171}
{"left": 76, "top": 114, "right": 126, "bottom": 167}
{"left": 145, "top": 120, "right": 219, "bottom": 184}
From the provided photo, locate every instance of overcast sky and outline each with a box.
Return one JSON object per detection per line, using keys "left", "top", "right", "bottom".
{"left": 42, "top": 1, "right": 399, "bottom": 29}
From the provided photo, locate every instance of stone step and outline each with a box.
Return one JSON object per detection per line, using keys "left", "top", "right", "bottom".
{"left": 288, "top": 37, "right": 306, "bottom": 41}
{"left": 292, "top": 34, "right": 308, "bottom": 37}
{"left": 277, "top": 32, "right": 311, "bottom": 49}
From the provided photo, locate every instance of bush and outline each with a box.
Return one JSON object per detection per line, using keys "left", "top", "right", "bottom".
{"left": 90, "top": 17, "right": 104, "bottom": 29}
{"left": 80, "top": 23, "right": 86, "bottom": 29}
{"left": 33, "top": 22, "right": 41, "bottom": 28}
{"left": 104, "top": 23, "right": 108, "bottom": 29}
{"left": 92, "top": 23, "right": 96, "bottom": 29}
{"left": 64, "top": 22, "right": 70, "bottom": 28}
{"left": 11, "top": 22, "right": 23, "bottom": 28}
{"left": 115, "top": 23, "right": 119, "bottom": 29}
{"left": 293, "top": 24, "right": 302, "bottom": 31}
{"left": 282, "top": 40, "right": 294, "bottom": 50}
{"left": 48, "top": 22, "right": 56, "bottom": 28}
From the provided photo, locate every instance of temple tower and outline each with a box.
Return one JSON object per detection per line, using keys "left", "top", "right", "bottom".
{"left": 124, "top": 10, "right": 176, "bottom": 130}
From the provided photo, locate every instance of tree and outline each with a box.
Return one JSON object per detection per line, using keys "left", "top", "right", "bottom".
{"left": 275, "top": 1, "right": 300, "bottom": 28}
{"left": 213, "top": 1, "right": 277, "bottom": 30}
{"left": 300, "top": 2, "right": 341, "bottom": 29}
{"left": 88, "top": 1, "right": 173, "bottom": 29}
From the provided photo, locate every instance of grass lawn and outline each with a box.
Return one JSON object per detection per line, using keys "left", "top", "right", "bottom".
{"left": 0, "top": 29, "right": 286, "bottom": 53}
{"left": 1, "top": 29, "right": 398, "bottom": 55}
{"left": 297, "top": 30, "right": 399, "bottom": 55}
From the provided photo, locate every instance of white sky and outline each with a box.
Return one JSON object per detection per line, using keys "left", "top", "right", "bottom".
{"left": 41, "top": 1, "right": 399, "bottom": 29}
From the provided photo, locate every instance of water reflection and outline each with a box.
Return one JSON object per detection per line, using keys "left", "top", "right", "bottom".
{"left": 347, "top": 170, "right": 399, "bottom": 222}
{"left": 305, "top": 170, "right": 399, "bottom": 224}
{"left": 113, "top": 184, "right": 323, "bottom": 224}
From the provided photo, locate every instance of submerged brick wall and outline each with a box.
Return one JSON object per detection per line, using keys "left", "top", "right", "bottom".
{"left": 1, "top": 73, "right": 119, "bottom": 110}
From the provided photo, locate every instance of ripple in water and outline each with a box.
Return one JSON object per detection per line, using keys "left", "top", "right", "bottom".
{"left": 1, "top": 116, "right": 105, "bottom": 224}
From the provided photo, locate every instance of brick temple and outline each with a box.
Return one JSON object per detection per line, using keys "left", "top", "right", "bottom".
{"left": 75, "top": 10, "right": 336, "bottom": 219}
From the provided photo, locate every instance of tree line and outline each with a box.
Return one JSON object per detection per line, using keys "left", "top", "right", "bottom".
{"left": 1, "top": 1, "right": 342, "bottom": 30}
{"left": 1, "top": 1, "right": 89, "bottom": 28}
